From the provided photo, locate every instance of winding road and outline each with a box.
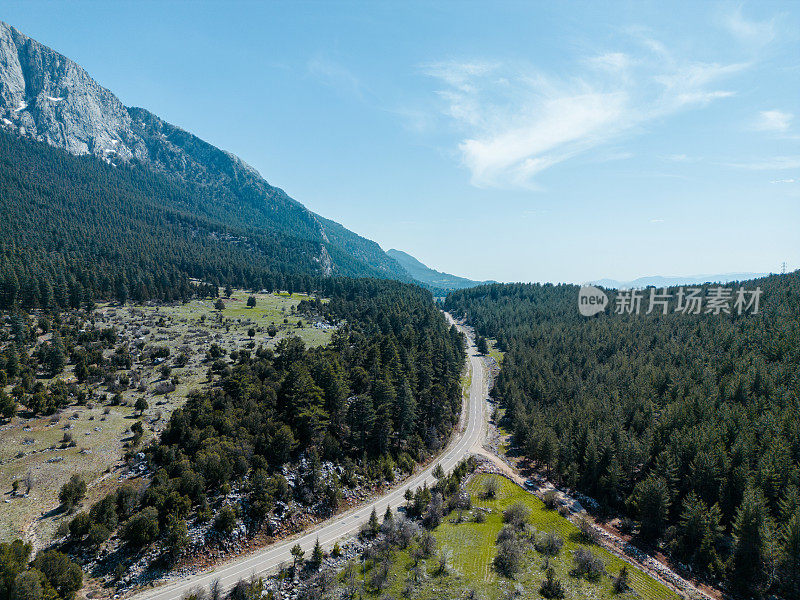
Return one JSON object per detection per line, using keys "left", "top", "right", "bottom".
{"left": 132, "top": 313, "right": 489, "bottom": 600}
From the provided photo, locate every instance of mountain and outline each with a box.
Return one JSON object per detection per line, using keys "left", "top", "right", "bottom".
{"left": 592, "top": 272, "right": 769, "bottom": 289}
{"left": 0, "top": 20, "right": 408, "bottom": 282}
{"left": 0, "top": 128, "right": 319, "bottom": 309}
{"left": 386, "top": 249, "right": 496, "bottom": 292}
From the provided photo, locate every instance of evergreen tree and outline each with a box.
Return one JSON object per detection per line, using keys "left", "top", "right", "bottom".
{"left": 0, "top": 391, "right": 16, "bottom": 420}
{"left": 311, "top": 538, "right": 323, "bottom": 568}
{"left": 383, "top": 505, "right": 394, "bottom": 527}
{"left": 730, "top": 488, "right": 772, "bottom": 594}
{"left": 632, "top": 476, "right": 670, "bottom": 541}
{"left": 135, "top": 397, "right": 148, "bottom": 415}
{"left": 368, "top": 507, "right": 380, "bottom": 537}
{"left": 675, "top": 492, "right": 723, "bottom": 573}
{"left": 59, "top": 476, "right": 86, "bottom": 512}
{"left": 780, "top": 510, "right": 800, "bottom": 596}
{"left": 290, "top": 543, "right": 304, "bottom": 574}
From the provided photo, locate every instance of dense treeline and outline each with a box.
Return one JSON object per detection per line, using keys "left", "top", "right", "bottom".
{"left": 157, "top": 278, "right": 464, "bottom": 469}
{"left": 0, "top": 540, "right": 82, "bottom": 600}
{"left": 0, "top": 131, "right": 396, "bottom": 312}
{"left": 445, "top": 273, "right": 800, "bottom": 597}
{"left": 66, "top": 279, "right": 464, "bottom": 567}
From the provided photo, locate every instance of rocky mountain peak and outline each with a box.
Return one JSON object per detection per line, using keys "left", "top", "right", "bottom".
{"left": 0, "top": 21, "right": 135, "bottom": 160}
{"left": 0, "top": 20, "right": 408, "bottom": 282}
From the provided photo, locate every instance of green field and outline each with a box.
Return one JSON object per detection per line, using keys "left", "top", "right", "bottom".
{"left": 353, "top": 474, "right": 679, "bottom": 600}
{"left": 487, "top": 339, "right": 505, "bottom": 366}
{"left": 166, "top": 291, "right": 333, "bottom": 348}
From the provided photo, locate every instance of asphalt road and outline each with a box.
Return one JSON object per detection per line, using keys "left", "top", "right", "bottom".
{"left": 132, "top": 313, "right": 488, "bottom": 600}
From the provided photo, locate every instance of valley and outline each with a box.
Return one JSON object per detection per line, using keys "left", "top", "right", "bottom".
{"left": 0, "top": 8, "right": 798, "bottom": 600}
{"left": 131, "top": 319, "right": 682, "bottom": 600}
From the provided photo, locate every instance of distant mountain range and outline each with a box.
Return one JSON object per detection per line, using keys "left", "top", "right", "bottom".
{"left": 0, "top": 20, "right": 409, "bottom": 282}
{"left": 386, "top": 249, "right": 496, "bottom": 292}
{"left": 592, "top": 272, "right": 769, "bottom": 289}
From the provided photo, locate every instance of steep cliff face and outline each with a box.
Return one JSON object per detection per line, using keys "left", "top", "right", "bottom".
{"left": 0, "top": 21, "right": 408, "bottom": 281}
{"left": 0, "top": 22, "right": 137, "bottom": 160}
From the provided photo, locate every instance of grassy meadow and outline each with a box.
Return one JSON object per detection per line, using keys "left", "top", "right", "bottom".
{"left": 350, "top": 473, "right": 679, "bottom": 600}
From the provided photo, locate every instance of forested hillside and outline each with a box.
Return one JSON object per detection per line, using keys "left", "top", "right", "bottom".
{"left": 158, "top": 278, "right": 465, "bottom": 477}
{"left": 0, "top": 132, "right": 407, "bottom": 311}
{"left": 0, "top": 21, "right": 409, "bottom": 286}
{"left": 445, "top": 274, "right": 800, "bottom": 597}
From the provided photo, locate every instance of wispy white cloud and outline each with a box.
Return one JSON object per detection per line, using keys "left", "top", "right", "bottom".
{"left": 454, "top": 87, "right": 629, "bottom": 188}
{"left": 424, "top": 39, "right": 746, "bottom": 189}
{"left": 307, "top": 56, "right": 364, "bottom": 100}
{"left": 725, "top": 156, "right": 800, "bottom": 170}
{"left": 771, "top": 178, "right": 797, "bottom": 184}
{"left": 722, "top": 6, "right": 776, "bottom": 45}
{"left": 596, "top": 151, "right": 634, "bottom": 163}
{"left": 587, "top": 52, "right": 633, "bottom": 72}
{"left": 653, "top": 61, "right": 744, "bottom": 110}
{"left": 665, "top": 153, "right": 702, "bottom": 163}
{"left": 753, "top": 109, "right": 793, "bottom": 132}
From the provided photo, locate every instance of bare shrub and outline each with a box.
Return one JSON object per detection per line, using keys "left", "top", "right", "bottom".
{"left": 572, "top": 547, "right": 604, "bottom": 580}
{"left": 483, "top": 477, "right": 499, "bottom": 499}
{"left": 576, "top": 515, "right": 598, "bottom": 543}
{"left": 496, "top": 525, "right": 516, "bottom": 544}
{"left": 503, "top": 502, "right": 531, "bottom": 530}
{"left": 534, "top": 532, "right": 564, "bottom": 556}
{"left": 542, "top": 490, "right": 559, "bottom": 510}
{"left": 493, "top": 539, "right": 523, "bottom": 578}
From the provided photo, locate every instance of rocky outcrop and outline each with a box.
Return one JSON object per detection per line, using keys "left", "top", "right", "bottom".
{"left": 0, "top": 22, "right": 136, "bottom": 160}
{"left": 0, "top": 20, "right": 409, "bottom": 281}
{"left": 0, "top": 21, "right": 311, "bottom": 224}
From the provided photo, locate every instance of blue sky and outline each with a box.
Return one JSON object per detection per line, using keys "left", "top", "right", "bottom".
{"left": 4, "top": 1, "right": 799, "bottom": 283}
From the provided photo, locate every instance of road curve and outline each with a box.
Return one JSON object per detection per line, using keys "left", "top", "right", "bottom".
{"left": 132, "top": 312, "right": 488, "bottom": 600}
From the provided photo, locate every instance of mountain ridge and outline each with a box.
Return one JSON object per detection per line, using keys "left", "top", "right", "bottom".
{"left": 592, "top": 272, "right": 769, "bottom": 289}
{"left": 0, "top": 20, "right": 408, "bottom": 282}
{"left": 386, "top": 248, "right": 497, "bottom": 292}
